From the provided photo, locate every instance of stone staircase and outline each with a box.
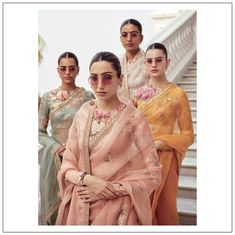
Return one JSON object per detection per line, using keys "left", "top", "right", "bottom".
{"left": 176, "top": 58, "right": 197, "bottom": 225}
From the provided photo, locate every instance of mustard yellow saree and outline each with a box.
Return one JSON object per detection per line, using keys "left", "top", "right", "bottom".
{"left": 136, "top": 83, "right": 194, "bottom": 224}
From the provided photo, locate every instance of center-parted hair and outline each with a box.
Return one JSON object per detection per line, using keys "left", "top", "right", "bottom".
{"left": 89, "top": 51, "right": 122, "bottom": 78}
{"left": 120, "top": 18, "right": 142, "bottom": 34}
{"left": 146, "top": 43, "right": 168, "bottom": 59}
{"left": 58, "top": 52, "right": 79, "bottom": 66}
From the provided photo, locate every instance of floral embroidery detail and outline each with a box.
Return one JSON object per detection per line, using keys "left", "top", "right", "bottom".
{"left": 118, "top": 205, "right": 129, "bottom": 225}
{"left": 93, "top": 103, "right": 126, "bottom": 124}
{"left": 49, "top": 87, "right": 80, "bottom": 101}
{"left": 136, "top": 86, "right": 156, "bottom": 100}
{"left": 136, "top": 83, "right": 172, "bottom": 101}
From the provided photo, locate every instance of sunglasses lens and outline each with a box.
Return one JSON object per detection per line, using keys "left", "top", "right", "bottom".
{"left": 59, "top": 66, "right": 77, "bottom": 73}
{"left": 103, "top": 74, "right": 112, "bottom": 85}
{"left": 146, "top": 59, "right": 153, "bottom": 64}
{"left": 89, "top": 76, "right": 98, "bottom": 86}
{"left": 69, "top": 67, "right": 76, "bottom": 72}
{"left": 88, "top": 74, "right": 112, "bottom": 86}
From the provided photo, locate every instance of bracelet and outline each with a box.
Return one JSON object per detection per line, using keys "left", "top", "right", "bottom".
{"left": 79, "top": 172, "right": 88, "bottom": 186}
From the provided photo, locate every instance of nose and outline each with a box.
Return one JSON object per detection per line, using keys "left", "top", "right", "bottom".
{"left": 127, "top": 34, "right": 132, "bottom": 41}
{"left": 97, "top": 78, "right": 105, "bottom": 90}
{"left": 151, "top": 60, "right": 157, "bottom": 67}
{"left": 65, "top": 68, "right": 70, "bottom": 74}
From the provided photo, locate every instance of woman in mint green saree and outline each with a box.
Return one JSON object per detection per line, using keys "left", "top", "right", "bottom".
{"left": 38, "top": 52, "right": 94, "bottom": 225}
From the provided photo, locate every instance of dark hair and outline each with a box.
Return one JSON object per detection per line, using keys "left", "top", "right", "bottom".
{"left": 57, "top": 52, "right": 79, "bottom": 66}
{"left": 120, "top": 19, "right": 142, "bottom": 34}
{"left": 146, "top": 43, "right": 168, "bottom": 59}
{"left": 89, "top": 52, "right": 122, "bottom": 78}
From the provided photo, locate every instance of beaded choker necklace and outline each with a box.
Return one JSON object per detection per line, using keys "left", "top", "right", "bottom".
{"left": 94, "top": 103, "right": 126, "bottom": 124}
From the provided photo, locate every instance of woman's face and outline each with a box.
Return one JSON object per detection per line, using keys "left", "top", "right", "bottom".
{"left": 145, "top": 49, "right": 170, "bottom": 79}
{"left": 57, "top": 57, "right": 79, "bottom": 85}
{"left": 120, "top": 24, "right": 143, "bottom": 53}
{"left": 89, "top": 61, "right": 122, "bottom": 102}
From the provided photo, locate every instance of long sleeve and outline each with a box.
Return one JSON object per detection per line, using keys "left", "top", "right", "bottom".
{"left": 157, "top": 90, "right": 194, "bottom": 154}
{"left": 38, "top": 94, "right": 61, "bottom": 151}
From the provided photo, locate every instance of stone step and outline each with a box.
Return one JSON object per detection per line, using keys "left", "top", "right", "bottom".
{"left": 188, "top": 66, "right": 197, "bottom": 71}
{"left": 177, "top": 81, "right": 196, "bottom": 89}
{"left": 193, "top": 118, "right": 197, "bottom": 131}
{"left": 189, "top": 98, "right": 197, "bottom": 108}
{"left": 186, "top": 143, "right": 197, "bottom": 158}
{"left": 177, "top": 197, "right": 197, "bottom": 225}
{"left": 194, "top": 132, "right": 197, "bottom": 143}
{"left": 191, "top": 107, "right": 197, "bottom": 119}
{"left": 182, "top": 74, "right": 197, "bottom": 81}
{"left": 178, "top": 175, "right": 197, "bottom": 199}
{"left": 180, "top": 157, "right": 197, "bottom": 176}
{"left": 185, "top": 89, "right": 197, "bottom": 98}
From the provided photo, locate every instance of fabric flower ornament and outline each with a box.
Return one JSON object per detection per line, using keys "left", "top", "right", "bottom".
{"left": 56, "top": 90, "right": 70, "bottom": 101}
{"left": 136, "top": 86, "right": 156, "bottom": 100}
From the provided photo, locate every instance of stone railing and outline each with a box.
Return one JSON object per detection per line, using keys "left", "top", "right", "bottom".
{"left": 144, "top": 10, "right": 197, "bottom": 82}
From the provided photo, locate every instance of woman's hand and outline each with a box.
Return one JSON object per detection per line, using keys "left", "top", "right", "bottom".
{"left": 83, "top": 174, "right": 117, "bottom": 200}
{"left": 155, "top": 140, "right": 173, "bottom": 151}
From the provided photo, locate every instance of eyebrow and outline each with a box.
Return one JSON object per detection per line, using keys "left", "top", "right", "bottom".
{"left": 90, "top": 72, "right": 112, "bottom": 75}
{"left": 59, "top": 65, "right": 77, "bottom": 67}
{"left": 146, "top": 57, "right": 164, "bottom": 59}
{"left": 121, "top": 31, "right": 139, "bottom": 34}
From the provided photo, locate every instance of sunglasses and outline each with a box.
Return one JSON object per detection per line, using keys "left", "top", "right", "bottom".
{"left": 88, "top": 73, "right": 113, "bottom": 86}
{"left": 58, "top": 66, "right": 78, "bottom": 73}
{"left": 121, "top": 32, "right": 140, "bottom": 39}
{"left": 146, "top": 57, "right": 165, "bottom": 65}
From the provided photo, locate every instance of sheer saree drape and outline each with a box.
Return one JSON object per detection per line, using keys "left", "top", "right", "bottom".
{"left": 118, "top": 49, "right": 147, "bottom": 99}
{"left": 56, "top": 100, "right": 162, "bottom": 225}
{"left": 136, "top": 83, "right": 194, "bottom": 224}
{"left": 38, "top": 87, "right": 94, "bottom": 224}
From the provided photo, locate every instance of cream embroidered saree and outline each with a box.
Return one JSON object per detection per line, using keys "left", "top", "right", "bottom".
{"left": 118, "top": 49, "right": 147, "bottom": 99}
{"left": 56, "top": 99, "right": 161, "bottom": 225}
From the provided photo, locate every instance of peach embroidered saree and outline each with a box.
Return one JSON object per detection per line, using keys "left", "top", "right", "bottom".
{"left": 56, "top": 100, "right": 161, "bottom": 225}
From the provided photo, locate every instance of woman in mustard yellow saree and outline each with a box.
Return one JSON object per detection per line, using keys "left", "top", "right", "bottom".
{"left": 55, "top": 52, "right": 161, "bottom": 225}
{"left": 39, "top": 52, "right": 94, "bottom": 225}
{"left": 135, "top": 43, "right": 194, "bottom": 225}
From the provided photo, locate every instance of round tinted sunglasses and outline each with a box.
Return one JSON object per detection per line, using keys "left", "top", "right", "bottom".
{"left": 58, "top": 66, "right": 78, "bottom": 73}
{"left": 88, "top": 74, "right": 113, "bottom": 86}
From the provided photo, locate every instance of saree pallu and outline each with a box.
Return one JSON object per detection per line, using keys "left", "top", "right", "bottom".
{"left": 118, "top": 49, "right": 147, "bottom": 99}
{"left": 56, "top": 99, "right": 162, "bottom": 225}
{"left": 38, "top": 87, "right": 94, "bottom": 225}
{"left": 136, "top": 83, "right": 194, "bottom": 224}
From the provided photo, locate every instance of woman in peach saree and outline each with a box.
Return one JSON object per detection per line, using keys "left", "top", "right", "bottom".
{"left": 135, "top": 43, "right": 194, "bottom": 225}
{"left": 56, "top": 51, "right": 161, "bottom": 225}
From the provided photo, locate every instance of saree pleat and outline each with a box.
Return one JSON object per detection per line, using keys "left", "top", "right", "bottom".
{"left": 136, "top": 83, "right": 194, "bottom": 224}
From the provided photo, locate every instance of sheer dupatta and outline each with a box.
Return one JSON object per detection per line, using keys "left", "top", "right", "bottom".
{"left": 56, "top": 99, "right": 162, "bottom": 225}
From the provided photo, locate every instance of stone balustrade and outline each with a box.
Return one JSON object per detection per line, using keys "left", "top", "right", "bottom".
{"left": 145, "top": 10, "right": 197, "bottom": 82}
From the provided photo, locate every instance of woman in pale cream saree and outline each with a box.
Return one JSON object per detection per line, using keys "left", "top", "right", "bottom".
{"left": 56, "top": 51, "right": 162, "bottom": 225}
{"left": 38, "top": 52, "right": 94, "bottom": 225}
{"left": 118, "top": 19, "right": 147, "bottom": 99}
{"left": 135, "top": 43, "right": 194, "bottom": 225}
